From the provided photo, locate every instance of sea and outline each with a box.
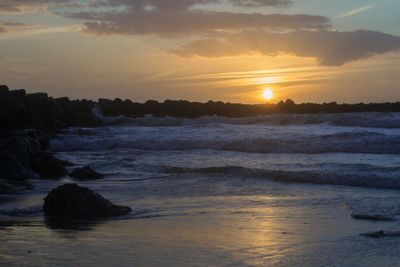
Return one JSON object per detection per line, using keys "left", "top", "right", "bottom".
{"left": 2, "top": 112, "right": 400, "bottom": 266}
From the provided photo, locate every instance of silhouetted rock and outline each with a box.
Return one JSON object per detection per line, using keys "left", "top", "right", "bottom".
{"left": 32, "top": 152, "right": 68, "bottom": 179}
{"left": 54, "top": 97, "right": 69, "bottom": 104}
{"left": 70, "top": 166, "right": 104, "bottom": 180}
{"left": 351, "top": 213, "right": 396, "bottom": 221}
{"left": 43, "top": 184, "right": 132, "bottom": 218}
{"left": 361, "top": 230, "right": 400, "bottom": 238}
{"left": 27, "top": 92, "right": 48, "bottom": 100}
{"left": 60, "top": 159, "right": 75, "bottom": 167}
{"left": 2, "top": 134, "right": 41, "bottom": 168}
{"left": 0, "top": 148, "right": 38, "bottom": 181}
{"left": 0, "top": 85, "right": 9, "bottom": 94}
{"left": 0, "top": 149, "right": 36, "bottom": 193}
{"left": 0, "top": 130, "right": 45, "bottom": 188}
{"left": 2, "top": 84, "right": 400, "bottom": 131}
{"left": 9, "top": 89, "right": 26, "bottom": 100}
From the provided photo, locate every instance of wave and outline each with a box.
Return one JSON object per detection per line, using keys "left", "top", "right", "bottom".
{"left": 164, "top": 166, "right": 400, "bottom": 190}
{"left": 92, "top": 111, "right": 400, "bottom": 128}
{"left": 0, "top": 206, "right": 42, "bottom": 217}
{"left": 51, "top": 130, "right": 400, "bottom": 154}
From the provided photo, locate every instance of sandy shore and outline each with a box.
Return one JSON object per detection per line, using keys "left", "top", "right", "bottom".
{"left": 1, "top": 180, "right": 400, "bottom": 267}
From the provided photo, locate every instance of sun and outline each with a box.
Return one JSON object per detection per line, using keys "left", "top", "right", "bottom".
{"left": 262, "top": 88, "right": 274, "bottom": 100}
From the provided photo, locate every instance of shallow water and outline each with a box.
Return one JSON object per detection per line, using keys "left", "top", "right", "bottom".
{"left": 2, "top": 112, "right": 400, "bottom": 266}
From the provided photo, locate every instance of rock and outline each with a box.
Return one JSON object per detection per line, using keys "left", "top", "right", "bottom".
{"left": 360, "top": 230, "right": 400, "bottom": 238}
{"left": 0, "top": 149, "right": 36, "bottom": 194}
{"left": 0, "top": 85, "right": 9, "bottom": 93}
{"left": 2, "top": 134, "right": 41, "bottom": 168}
{"left": 60, "top": 159, "right": 75, "bottom": 167}
{"left": 351, "top": 213, "right": 396, "bottom": 221}
{"left": 0, "top": 149, "right": 39, "bottom": 181}
{"left": 55, "top": 97, "right": 69, "bottom": 104}
{"left": 43, "top": 184, "right": 131, "bottom": 218}
{"left": 9, "top": 89, "right": 26, "bottom": 100}
{"left": 27, "top": 92, "right": 48, "bottom": 100}
{"left": 32, "top": 152, "right": 68, "bottom": 179}
{"left": 0, "top": 131, "right": 46, "bottom": 194}
{"left": 70, "top": 166, "right": 104, "bottom": 180}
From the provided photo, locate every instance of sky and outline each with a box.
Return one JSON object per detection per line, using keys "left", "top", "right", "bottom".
{"left": 0, "top": 0, "right": 399, "bottom": 103}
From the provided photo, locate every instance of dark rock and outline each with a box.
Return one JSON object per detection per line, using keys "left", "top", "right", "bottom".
{"left": 2, "top": 137, "right": 32, "bottom": 168}
{"left": 43, "top": 184, "right": 131, "bottom": 218}
{"left": 32, "top": 152, "right": 68, "bottom": 179}
{"left": 27, "top": 92, "right": 48, "bottom": 100}
{"left": 0, "top": 149, "right": 39, "bottom": 181}
{"left": 98, "top": 98, "right": 113, "bottom": 105}
{"left": 351, "top": 213, "right": 396, "bottom": 221}
{"left": 70, "top": 166, "right": 104, "bottom": 180}
{"left": 0, "top": 85, "right": 9, "bottom": 93}
{"left": 361, "top": 230, "right": 400, "bottom": 238}
{"left": 0, "top": 149, "right": 36, "bottom": 194}
{"left": 2, "top": 134, "right": 41, "bottom": 168}
{"left": 55, "top": 97, "right": 69, "bottom": 104}
{"left": 10, "top": 89, "right": 26, "bottom": 100}
{"left": 60, "top": 159, "right": 75, "bottom": 167}
{"left": 36, "top": 131, "right": 50, "bottom": 150}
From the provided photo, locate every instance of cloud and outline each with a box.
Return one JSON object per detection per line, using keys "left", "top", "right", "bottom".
{"left": 0, "top": 21, "right": 37, "bottom": 35}
{"left": 2, "top": 0, "right": 399, "bottom": 69}
{"left": 171, "top": 30, "right": 400, "bottom": 66}
{"left": 64, "top": 0, "right": 327, "bottom": 37}
{"left": 0, "top": 0, "right": 327, "bottom": 37}
{"left": 0, "top": 0, "right": 83, "bottom": 13}
{"left": 1, "top": 22, "right": 35, "bottom": 28}
{"left": 228, "top": 0, "right": 292, "bottom": 7}
{"left": 87, "top": 0, "right": 292, "bottom": 10}
{"left": 1, "top": 22, "right": 34, "bottom": 28}
{"left": 76, "top": 12, "right": 330, "bottom": 36}
{"left": 338, "top": 5, "right": 375, "bottom": 18}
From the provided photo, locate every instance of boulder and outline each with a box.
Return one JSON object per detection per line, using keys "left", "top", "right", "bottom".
{"left": 351, "top": 213, "right": 396, "bottom": 221}
{"left": 0, "top": 149, "right": 39, "bottom": 181}
{"left": 9, "top": 89, "right": 26, "bottom": 100}
{"left": 32, "top": 152, "right": 68, "bottom": 179}
{"left": 0, "top": 149, "right": 36, "bottom": 194}
{"left": 55, "top": 97, "right": 69, "bottom": 104}
{"left": 0, "top": 85, "right": 9, "bottom": 93}
{"left": 70, "top": 166, "right": 104, "bottom": 180}
{"left": 43, "top": 184, "right": 131, "bottom": 218}
{"left": 2, "top": 134, "right": 41, "bottom": 168}
{"left": 361, "top": 230, "right": 400, "bottom": 238}
{"left": 27, "top": 92, "right": 48, "bottom": 100}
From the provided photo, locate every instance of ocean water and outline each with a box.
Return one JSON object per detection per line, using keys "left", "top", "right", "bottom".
{"left": 2, "top": 112, "right": 400, "bottom": 266}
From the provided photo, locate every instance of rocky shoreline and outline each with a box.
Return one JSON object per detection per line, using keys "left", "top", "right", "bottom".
{"left": 2, "top": 83, "right": 400, "bottom": 221}
{"left": 0, "top": 84, "right": 134, "bottom": 221}
{"left": 2, "top": 83, "right": 400, "bottom": 194}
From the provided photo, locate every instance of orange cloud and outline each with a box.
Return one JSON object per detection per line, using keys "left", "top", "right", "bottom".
{"left": 171, "top": 30, "right": 400, "bottom": 66}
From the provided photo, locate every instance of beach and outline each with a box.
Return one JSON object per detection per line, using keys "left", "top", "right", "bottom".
{"left": 2, "top": 113, "right": 400, "bottom": 266}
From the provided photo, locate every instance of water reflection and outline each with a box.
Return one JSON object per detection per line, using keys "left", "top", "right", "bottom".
{"left": 1, "top": 192, "right": 400, "bottom": 266}
{"left": 44, "top": 216, "right": 105, "bottom": 231}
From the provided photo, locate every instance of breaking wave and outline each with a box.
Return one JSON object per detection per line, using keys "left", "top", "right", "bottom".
{"left": 51, "top": 130, "right": 400, "bottom": 154}
{"left": 93, "top": 111, "right": 400, "bottom": 128}
{"left": 164, "top": 166, "right": 400, "bottom": 190}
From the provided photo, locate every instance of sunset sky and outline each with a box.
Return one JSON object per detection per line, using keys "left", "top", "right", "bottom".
{"left": 0, "top": 0, "right": 399, "bottom": 103}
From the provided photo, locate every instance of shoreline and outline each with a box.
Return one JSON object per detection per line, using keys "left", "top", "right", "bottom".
{"left": 2, "top": 83, "right": 400, "bottom": 195}
{"left": 2, "top": 85, "right": 400, "bottom": 133}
